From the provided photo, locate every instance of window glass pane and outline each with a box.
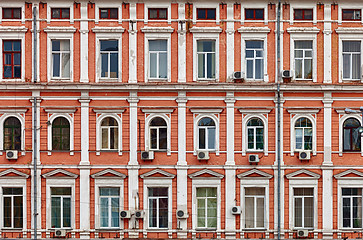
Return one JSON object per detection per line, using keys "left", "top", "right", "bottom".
{"left": 352, "top": 127, "right": 361, "bottom": 151}
{"left": 246, "top": 60, "right": 253, "bottom": 79}
{"left": 352, "top": 54, "right": 361, "bottom": 79}
{"left": 62, "top": 53, "right": 70, "bottom": 78}
{"left": 294, "top": 9, "right": 303, "bottom": 19}
{"left": 149, "top": 9, "right": 158, "bottom": 19}
{"left": 353, "top": 196, "right": 362, "bottom": 228}
{"left": 149, "top": 198, "right": 157, "bottom": 227}
{"left": 110, "top": 53, "right": 118, "bottom": 78}
{"left": 150, "top": 52, "right": 157, "bottom": 78}
{"left": 199, "top": 128, "right": 205, "bottom": 149}
{"left": 304, "top": 59, "right": 312, "bottom": 79}
{"left": 255, "top": 59, "right": 263, "bottom": 79}
{"left": 343, "top": 128, "right": 351, "bottom": 151}
{"left": 159, "top": 9, "right": 167, "bottom": 19}
{"left": 63, "top": 198, "right": 71, "bottom": 228}
{"left": 197, "top": 188, "right": 206, "bottom": 197}
{"left": 4, "top": 66, "right": 12, "bottom": 78}
{"left": 100, "top": 197, "right": 108, "bottom": 227}
{"left": 100, "top": 9, "right": 108, "bottom": 18}
{"left": 198, "top": 117, "right": 215, "bottom": 126}
{"left": 159, "top": 127, "right": 167, "bottom": 149}
{"left": 51, "top": 197, "right": 61, "bottom": 228}
{"left": 111, "top": 197, "right": 119, "bottom": 227}
{"left": 245, "top": 9, "right": 254, "bottom": 19}
{"left": 4, "top": 197, "right": 11, "bottom": 227}
{"left": 295, "top": 59, "right": 302, "bottom": 79}
{"left": 101, "top": 40, "right": 118, "bottom": 51}
{"left": 159, "top": 52, "right": 167, "bottom": 78}
{"left": 101, "top": 53, "right": 108, "bottom": 78}
{"left": 159, "top": 197, "right": 168, "bottom": 228}
{"left": 245, "top": 197, "right": 254, "bottom": 228}
{"left": 343, "top": 41, "right": 361, "bottom": 52}
{"left": 343, "top": 54, "right": 351, "bottom": 79}
{"left": 256, "top": 198, "right": 265, "bottom": 228}
{"left": 207, "top": 53, "right": 215, "bottom": 78}
{"left": 245, "top": 187, "right": 265, "bottom": 195}
{"left": 294, "top": 198, "right": 302, "bottom": 227}
{"left": 110, "top": 126, "right": 118, "bottom": 149}
{"left": 52, "top": 9, "right": 60, "bottom": 18}
{"left": 13, "top": 195, "right": 23, "bottom": 228}
{"left": 62, "top": 9, "right": 70, "bottom": 19}
{"left": 208, "top": 127, "right": 215, "bottom": 149}
{"left": 206, "top": 9, "right": 216, "bottom": 20}
{"left": 149, "top": 40, "right": 167, "bottom": 51}
{"left": 150, "top": 128, "right": 157, "bottom": 149}
{"left": 247, "top": 128, "right": 254, "bottom": 149}
{"left": 304, "top": 197, "right": 314, "bottom": 228}
{"left": 51, "top": 187, "right": 71, "bottom": 195}
{"left": 255, "top": 9, "right": 264, "bottom": 19}
{"left": 197, "top": 9, "right": 206, "bottom": 19}
{"left": 110, "top": 9, "right": 118, "bottom": 19}
{"left": 102, "top": 128, "right": 108, "bottom": 149}
{"left": 198, "top": 53, "right": 205, "bottom": 78}
{"left": 343, "top": 197, "right": 351, "bottom": 228}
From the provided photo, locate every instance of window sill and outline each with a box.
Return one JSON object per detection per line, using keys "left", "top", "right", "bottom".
{"left": 49, "top": 228, "right": 73, "bottom": 230}
{"left": 49, "top": 78, "right": 72, "bottom": 82}
{"left": 293, "top": 227, "right": 314, "bottom": 230}
{"left": 147, "top": 78, "right": 169, "bottom": 82}
{"left": 98, "top": 78, "right": 120, "bottom": 82}
{"left": 246, "top": 150, "right": 264, "bottom": 153}
{"left": 196, "top": 79, "right": 218, "bottom": 82}
{"left": 195, "top": 228, "right": 217, "bottom": 231}
{"left": 1, "top": 228, "right": 24, "bottom": 231}
{"left": 146, "top": 228, "right": 169, "bottom": 231}
{"left": 96, "top": 228, "right": 121, "bottom": 231}
{"left": 242, "top": 228, "right": 267, "bottom": 231}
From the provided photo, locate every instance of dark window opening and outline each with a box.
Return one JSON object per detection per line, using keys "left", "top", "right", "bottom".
{"left": 245, "top": 9, "right": 264, "bottom": 20}
{"left": 2, "top": 8, "right": 21, "bottom": 19}
{"left": 342, "top": 9, "right": 361, "bottom": 21}
{"left": 294, "top": 9, "right": 313, "bottom": 20}
{"left": 148, "top": 8, "right": 167, "bottom": 20}
{"left": 197, "top": 8, "right": 216, "bottom": 20}
{"left": 99, "top": 8, "right": 118, "bottom": 19}
{"left": 51, "top": 8, "right": 70, "bottom": 19}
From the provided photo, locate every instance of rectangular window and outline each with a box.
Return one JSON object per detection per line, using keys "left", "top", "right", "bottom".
{"left": 294, "top": 188, "right": 314, "bottom": 228}
{"left": 99, "top": 8, "right": 118, "bottom": 19}
{"left": 100, "top": 188, "right": 120, "bottom": 228}
{"left": 100, "top": 40, "right": 119, "bottom": 79}
{"left": 51, "top": 187, "right": 71, "bottom": 228}
{"left": 2, "top": 8, "right": 21, "bottom": 19}
{"left": 149, "top": 40, "right": 167, "bottom": 79}
{"left": 244, "top": 187, "right": 265, "bottom": 229}
{"left": 148, "top": 187, "right": 168, "bottom": 228}
{"left": 197, "top": 40, "right": 216, "bottom": 80}
{"left": 51, "top": 40, "right": 70, "bottom": 79}
{"left": 51, "top": 8, "right": 70, "bottom": 19}
{"left": 294, "top": 41, "right": 313, "bottom": 80}
{"left": 342, "top": 188, "right": 362, "bottom": 228}
{"left": 294, "top": 9, "right": 313, "bottom": 20}
{"left": 343, "top": 41, "right": 361, "bottom": 80}
{"left": 245, "top": 9, "right": 264, "bottom": 20}
{"left": 197, "top": 8, "right": 216, "bottom": 20}
{"left": 342, "top": 9, "right": 361, "bottom": 21}
{"left": 148, "top": 8, "right": 167, "bottom": 20}
{"left": 196, "top": 187, "right": 217, "bottom": 229}
{"left": 3, "top": 187, "right": 23, "bottom": 228}
{"left": 246, "top": 40, "right": 264, "bottom": 80}
{"left": 3, "top": 40, "right": 21, "bottom": 79}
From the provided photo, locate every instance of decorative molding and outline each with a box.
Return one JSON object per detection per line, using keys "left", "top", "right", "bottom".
{"left": 189, "top": 27, "right": 222, "bottom": 33}
{"left": 286, "top": 27, "right": 320, "bottom": 34}
{"left": 90, "top": 169, "right": 126, "bottom": 179}
{"left": 0, "top": 169, "right": 29, "bottom": 178}
{"left": 43, "top": 27, "right": 77, "bottom": 33}
{"left": 140, "top": 169, "right": 176, "bottom": 179}
{"left": 92, "top": 27, "right": 125, "bottom": 33}
{"left": 189, "top": 108, "right": 223, "bottom": 114}
{"left": 44, "top": 108, "right": 77, "bottom": 113}
{"left": 42, "top": 169, "right": 78, "bottom": 179}
{"left": 0, "top": 109, "right": 28, "bottom": 114}
{"left": 334, "top": 169, "right": 363, "bottom": 180}
{"left": 286, "top": 169, "right": 321, "bottom": 180}
{"left": 239, "top": 108, "right": 272, "bottom": 114}
{"left": 140, "top": 27, "right": 174, "bottom": 33}
{"left": 236, "top": 169, "right": 273, "bottom": 179}
{"left": 0, "top": 26, "right": 28, "bottom": 33}
{"left": 237, "top": 27, "right": 270, "bottom": 33}
{"left": 286, "top": 108, "right": 320, "bottom": 114}
{"left": 335, "top": 27, "right": 363, "bottom": 34}
{"left": 188, "top": 169, "right": 224, "bottom": 179}
{"left": 141, "top": 108, "right": 175, "bottom": 114}
{"left": 93, "top": 108, "right": 125, "bottom": 114}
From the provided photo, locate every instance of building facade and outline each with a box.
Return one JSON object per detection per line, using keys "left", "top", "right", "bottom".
{"left": 0, "top": 0, "right": 363, "bottom": 239}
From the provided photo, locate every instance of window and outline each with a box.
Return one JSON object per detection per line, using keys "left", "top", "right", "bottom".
{"left": 99, "top": 8, "right": 118, "bottom": 19}
{"left": 247, "top": 118, "right": 264, "bottom": 151}
{"left": 101, "top": 117, "right": 118, "bottom": 150}
{"left": 197, "top": 8, "right": 216, "bottom": 20}
{"left": 246, "top": 41, "right": 264, "bottom": 80}
{"left": 3, "top": 187, "right": 23, "bottom": 228}
{"left": 149, "top": 117, "right": 167, "bottom": 151}
{"left": 198, "top": 117, "right": 216, "bottom": 150}
{"left": 2, "top": 8, "right": 21, "bottom": 19}
{"left": 51, "top": 8, "right": 70, "bottom": 19}
{"left": 197, "top": 40, "right": 216, "bottom": 80}
{"left": 294, "top": 9, "right": 313, "bottom": 20}
{"left": 100, "top": 188, "right": 119, "bottom": 228}
{"left": 3, "top": 40, "right": 21, "bottom": 79}
{"left": 293, "top": 188, "right": 314, "bottom": 228}
{"left": 52, "top": 117, "right": 70, "bottom": 151}
{"left": 342, "top": 41, "right": 361, "bottom": 80}
{"left": 342, "top": 188, "right": 362, "bottom": 228}
{"left": 342, "top": 9, "right": 361, "bottom": 21}
{"left": 295, "top": 117, "right": 312, "bottom": 151}
{"left": 294, "top": 41, "right": 313, "bottom": 80}
{"left": 245, "top": 9, "right": 264, "bottom": 20}
{"left": 149, "top": 40, "right": 167, "bottom": 80}
{"left": 51, "top": 187, "right": 71, "bottom": 228}
{"left": 197, "top": 187, "right": 217, "bottom": 229}
{"left": 51, "top": 40, "right": 70, "bottom": 80}
{"left": 148, "top": 187, "right": 168, "bottom": 228}
{"left": 100, "top": 40, "right": 118, "bottom": 79}
{"left": 244, "top": 188, "right": 265, "bottom": 229}
{"left": 343, "top": 118, "right": 361, "bottom": 152}
{"left": 148, "top": 8, "right": 167, "bottom": 20}
{"left": 4, "top": 117, "right": 21, "bottom": 150}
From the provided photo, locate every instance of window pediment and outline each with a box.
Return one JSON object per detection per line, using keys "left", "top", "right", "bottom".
{"left": 0, "top": 108, "right": 28, "bottom": 114}
{"left": 44, "top": 107, "right": 77, "bottom": 113}
{"left": 140, "top": 169, "right": 175, "bottom": 179}
{"left": 43, "top": 27, "right": 76, "bottom": 33}
{"left": 189, "top": 27, "right": 222, "bottom": 34}
{"left": 141, "top": 108, "right": 174, "bottom": 114}
{"left": 237, "top": 169, "right": 273, "bottom": 179}
{"left": 286, "top": 108, "right": 320, "bottom": 114}
{"left": 93, "top": 108, "right": 125, "bottom": 114}
{"left": 0, "top": 169, "right": 29, "bottom": 178}
{"left": 91, "top": 169, "right": 126, "bottom": 179}
{"left": 336, "top": 27, "right": 363, "bottom": 34}
{"left": 190, "top": 108, "right": 223, "bottom": 114}
{"left": 188, "top": 169, "right": 224, "bottom": 179}
{"left": 42, "top": 169, "right": 78, "bottom": 179}
{"left": 287, "top": 27, "right": 320, "bottom": 34}
{"left": 239, "top": 108, "right": 272, "bottom": 114}
{"left": 92, "top": 27, "right": 125, "bottom": 33}
{"left": 237, "top": 27, "right": 270, "bottom": 34}
{"left": 141, "top": 27, "right": 174, "bottom": 33}
{"left": 286, "top": 169, "right": 320, "bottom": 180}
{"left": 0, "top": 26, "right": 27, "bottom": 33}
{"left": 334, "top": 169, "right": 363, "bottom": 180}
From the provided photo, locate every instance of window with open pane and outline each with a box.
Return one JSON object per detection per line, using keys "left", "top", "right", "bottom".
{"left": 343, "top": 118, "right": 361, "bottom": 152}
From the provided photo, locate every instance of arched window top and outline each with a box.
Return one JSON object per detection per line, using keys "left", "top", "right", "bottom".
{"left": 295, "top": 117, "right": 312, "bottom": 128}
{"left": 4, "top": 117, "right": 22, "bottom": 150}
{"left": 101, "top": 117, "right": 118, "bottom": 127}
{"left": 344, "top": 118, "right": 360, "bottom": 128}
{"left": 4, "top": 117, "right": 21, "bottom": 127}
{"left": 198, "top": 117, "right": 215, "bottom": 127}
{"left": 52, "top": 117, "right": 70, "bottom": 127}
{"left": 247, "top": 118, "right": 263, "bottom": 127}
{"left": 150, "top": 117, "right": 167, "bottom": 127}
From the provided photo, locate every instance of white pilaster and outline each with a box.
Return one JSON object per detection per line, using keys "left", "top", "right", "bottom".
{"left": 226, "top": 3, "right": 235, "bottom": 81}
{"left": 225, "top": 92, "right": 235, "bottom": 165}
{"left": 80, "top": 2, "right": 89, "bottom": 82}
{"left": 178, "top": 3, "right": 186, "bottom": 83}
{"left": 128, "top": 92, "right": 139, "bottom": 165}
{"left": 225, "top": 167, "right": 236, "bottom": 239}
{"left": 322, "top": 168, "right": 333, "bottom": 239}
{"left": 323, "top": 93, "right": 333, "bottom": 165}
{"left": 79, "top": 168, "right": 90, "bottom": 238}
{"left": 79, "top": 92, "right": 90, "bottom": 165}
{"left": 324, "top": 4, "right": 332, "bottom": 83}
{"left": 176, "top": 167, "right": 188, "bottom": 238}
{"left": 129, "top": 4, "right": 137, "bottom": 83}
{"left": 177, "top": 92, "right": 187, "bottom": 165}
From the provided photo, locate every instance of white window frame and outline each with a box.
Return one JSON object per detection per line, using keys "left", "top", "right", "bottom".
{"left": 95, "top": 1, "right": 122, "bottom": 24}
{"left": 338, "top": 5, "right": 363, "bottom": 24}
{"left": 47, "top": 2, "right": 74, "bottom": 24}
{"left": 240, "top": 3, "right": 268, "bottom": 25}
{"left": 337, "top": 110, "right": 363, "bottom": 156}
{"left": 289, "top": 4, "right": 317, "bottom": 24}
{"left": 95, "top": 112, "right": 123, "bottom": 154}
{"left": 45, "top": 109, "right": 75, "bottom": 156}
{"left": 0, "top": 110, "right": 26, "bottom": 152}
{"left": 192, "top": 2, "right": 220, "bottom": 24}
{"left": 142, "top": 28, "right": 173, "bottom": 83}
{"left": 0, "top": 3, "right": 25, "bottom": 24}
{"left": 144, "top": 3, "right": 171, "bottom": 24}
{"left": 342, "top": 41, "right": 361, "bottom": 80}
{"left": 292, "top": 187, "right": 314, "bottom": 229}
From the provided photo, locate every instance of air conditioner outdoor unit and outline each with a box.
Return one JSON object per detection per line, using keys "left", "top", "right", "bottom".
{"left": 232, "top": 71, "right": 244, "bottom": 79}
{"left": 176, "top": 209, "right": 189, "bottom": 219}
{"left": 54, "top": 229, "right": 67, "bottom": 237}
{"left": 299, "top": 151, "right": 311, "bottom": 160}
{"left": 197, "top": 151, "right": 209, "bottom": 160}
{"left": 231, "top": 206, "right": 242, "bottom": 215}
{"left": 141, "top": 151, "right": 154, "bottom": 160}
{"left": 248, "top": 154, "right": 259, "bottom": 163}
{"left": 6, "top": 150, "right": 18, "bottom": 160}
{"left": 282, "top": 70, "right": 293, "bottom": 78}
{"left": 134, "top": 210, "right": 144, "bottom": 218}
{"left": 297, "top": 229, "right": 309, "bottom": 238}
{"left": 120, "top": 210, "right": 131, "bottom": 218}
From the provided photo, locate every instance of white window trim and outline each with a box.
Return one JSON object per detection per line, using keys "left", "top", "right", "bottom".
{"left": 94, "top": 178, "right": 124, "bottom": 229}
{"left": 46, "top": 178, "right": 76, "bottom": 230}
{"left": 143, "top": 178, "right": 173, "bottom": 230}
{"left": 47, "top": 1, "right": 74, "bottom": 24}
{"left": 288, "top": 28, "right": 318, "bottom": 82}
{"left": 336, "top": 28, "right": 363, "bottom": 83}
{"left": 289, "top": 4, "right": 317, "bottom": 25}
{"left": 0, "top": 112, "right": 26, "bottom": 152}
{"left": 192, "top": 3, "right": 220, "bottom": 24}
{"left": 337, "top": 112, "right": 363, "bottom": 156}
{"left": 0, "top": 177, "right": 27, "bottom": 230}
{"left": 0, "top": 27, "right": 26, "bottom": 82}
{"left": 95, "top": 1, "right": 122, "bottom": 24}
{"left": 338, "top": 5, "right": 363, "bottom": 24}
{"left": 142, "top": 28, "right": 173, "bottom": 83}
{"left": 45, "top": 110, "right": 75, "bottom": 156}
{"left": 191, "top": 178, "right": 221, "bottom": 231}
{"left": 95, "top": 112, "right": 123, "bottom": 155}
{"left": 0, "top": 4, "right": 25, "bottom": 24}
{"left": 46, "top": 30, "right": 75, "bottom": 82}
{"left": 240, "top": 179, "right": 269, "bottom": 230}
{"left": 240, "top": 3, "right": 268, "bottom": 25}
{"left": 144, "top": 3, "right": 171, "bottom": 24}
{"left": 288, "top": 179, "right": 318, "bottom": 230}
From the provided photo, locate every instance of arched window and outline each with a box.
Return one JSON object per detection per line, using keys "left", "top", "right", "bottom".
{"left": 247, "top": 118, "right": 264, "bottom": 150}
{"left": 295, "top": 117, "right": 312, "bottom": 150}
{"left": 149, "top": 117, "right": 167, "bottom": 151}
{"left": 101, "top": 117, "right": 118, "bottom": 150}
{"left": 343, "top": 118, "right": 361, "bottom": 152}
{"left": 4, "top": 117, "right": 21, "bottom": 150}
{"left": 198, "top": 117, "right": 216, "bottom": 150}
{"left": 52, "top": 117, "right": 70, "bottom": 150}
